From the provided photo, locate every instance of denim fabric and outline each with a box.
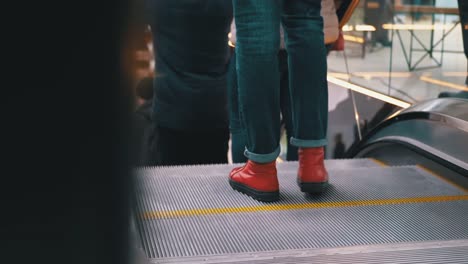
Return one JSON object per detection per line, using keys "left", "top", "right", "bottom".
{"left": 278, "top": 50, "right": 299, "bottom": 161}
{"left": 233, "top": 0, "right": 327, "bottom": 163}
{"left": 244, "top": 146, "right": 281, "bottom": 163}
{"left": 227, "top": 48, "right": 248, "bottom": 163}
{"left": 229, "top": 49, "right": 298, "bottom": 162}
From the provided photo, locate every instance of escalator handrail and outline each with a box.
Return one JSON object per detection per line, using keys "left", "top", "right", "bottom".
{"left": 346, "top": 98, "right": 468, "bottom": 165}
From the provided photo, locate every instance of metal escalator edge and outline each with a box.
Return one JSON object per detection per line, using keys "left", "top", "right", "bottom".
{"left": 150, "top": 239, "right": 468, "bottom": 264}
{"left": 346, "top": 98, "right": 468, "bottom": 175}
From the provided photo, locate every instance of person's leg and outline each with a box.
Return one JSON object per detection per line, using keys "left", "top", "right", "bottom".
{"left": 234, "top": 0, "right": 281, "bottom": 163}
{"left": 458, "top": 0, "right": 468, "bottom": 85}
{"left": 198, "top": 128, "right": 229, "bottom": 164}
{"left": 278, "top": 50, "right": 298, "bottom": 161}
{"left": 282, "top": 0, "right": 329, "bottom": 193}
{"left": 364, "top": 0, "right": 380, "bottom": 46}
{"left": 154, "top": 126, "right": 193, "bottom": 166}
{"left": 282, "top": 0, "right": 328, "bottom": 149}
{"left": 155, "top": 126, "right": 228, "bottom": 165}
{"left": 230, "top": 0, "right": 281, "bottom": 202}
{"left": 227, "top": 49, "right": 248, "bottom": 163}
{"left": 413, "top": 0, "right": 422, "bottom": 21}
{"left": 376, "top": 0, "right": 392, "bottom": 46}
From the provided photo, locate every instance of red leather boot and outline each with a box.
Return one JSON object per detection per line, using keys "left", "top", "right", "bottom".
{"left": 229, "top": 160, "right": 279, "bottom": 202}
{"left": 297, "top": 147, "right": 329, "bottom": 193}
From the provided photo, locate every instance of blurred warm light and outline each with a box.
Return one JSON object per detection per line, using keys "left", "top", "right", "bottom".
{"left": 327, "top": 76, "right": 412, "bottom": 108}
{"left": 342, "top": 25, "right": 353, "bottom": 32}
{"left": 228, "top": 40, "right": 235, "bottom": 48}
{"left": 343, "top": 35, "right": 364, "bottom": 43}
{"left": 135, "top": 50, "right": 151, "bottom": 61}
{"left": 355, "top": 25, "right": 376, "bottom": 31}
{"left": 342, "top": 24, "right": 375, "bottom": 32}
{"left": 443, "top": 72, "right": 468, "bottom": 77}
{"left": 328, "top": 72, "right": 351, "bottom": 79}
{"left": 382, "top": 24, "right": 457, "bottom": 30}
{"left": 328, "top": 72, "right": 412, "bottom": 80}
{"left": 420, "top": 76, "right": 468, "bottom": 92}
{"left": 354, "top": 72, "right": 412, "bottom": 78}
{"left": 136, "top": 69, "right": 152, "bottom": 79}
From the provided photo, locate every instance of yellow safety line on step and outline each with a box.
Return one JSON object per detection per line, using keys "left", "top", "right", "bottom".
{"left": 141, "top": 195, "right": 468, "bottom": 220}
{"left": 369, "top": 158, "right": 388, "bottom": 167}
{"left": 416, "top": 164, "right": 468, "bottom": 193}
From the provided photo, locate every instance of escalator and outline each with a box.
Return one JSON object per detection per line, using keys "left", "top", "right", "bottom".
{"left": 349, "top": 98, "right": 468, "bottom": 179}
{"left": 131, "top": 98, "right": 468, "bottom": 263}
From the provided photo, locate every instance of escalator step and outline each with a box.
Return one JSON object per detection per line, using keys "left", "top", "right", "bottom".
{"left": 134, "top": 160, "right": 468, "bottom": 259}
{"left": 154, "top": 241, "right": 468, "bottom": 264}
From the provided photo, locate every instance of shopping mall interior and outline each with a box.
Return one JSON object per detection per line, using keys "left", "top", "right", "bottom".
{"left": 3, "top": 1, "right": 468, "bottom": 264}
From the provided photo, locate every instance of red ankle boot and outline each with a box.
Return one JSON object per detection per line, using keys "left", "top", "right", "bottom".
{"left": 297, "top": 147, "right": 329, "bottom": 193}
{"left": 229, "top": 160, "right": 279, "bottom": 202}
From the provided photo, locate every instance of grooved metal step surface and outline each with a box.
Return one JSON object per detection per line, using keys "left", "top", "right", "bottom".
{"left": 150, "top": 240, "right": 468, "bottom": 264}
{"left": 134, "top": 159, "right": 468, "bottom": 261}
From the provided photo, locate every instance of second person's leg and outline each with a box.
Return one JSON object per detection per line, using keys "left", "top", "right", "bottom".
{"left": 234, "top": 0, "right": 281, "bottom": 162}
{"left": 282, "top": 0, "right": 329, "bottom": 193}
{"left": 228, "top": 50, "right": 248, "bottom": 163}
{"left": 230, "top": 0, "right": 281, "bottom": 202}
{"left": 278, "top": 50, "right": 298, "bottom": 161}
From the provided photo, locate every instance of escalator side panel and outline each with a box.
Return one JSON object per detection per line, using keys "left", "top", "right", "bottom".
{"left": 363, "top": 119, "right": 468, "bottom": 171}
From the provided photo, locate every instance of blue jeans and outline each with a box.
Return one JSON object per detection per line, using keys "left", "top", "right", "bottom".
{"left": 233, "top": 0, "right": 328, "bottom": 163}
{"left": 229, "top": 49, "right": 298, "bottom": 163}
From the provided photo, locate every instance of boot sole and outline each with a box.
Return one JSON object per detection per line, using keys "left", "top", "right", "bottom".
{"left": 229, "top": 179, "right": 279, "bottom": 202}
{"left": 297, "top": 178, "right": 329, "bottom": 194}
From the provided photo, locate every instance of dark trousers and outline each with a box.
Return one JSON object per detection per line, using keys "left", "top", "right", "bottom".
{"left": 278, "top": 50, "right": 299, "bottom": 161}
{"left": 152, "top": 126, "right": 229, "bottom": 166}
{"left": 233, "top": 0, "right": 328, "bottom": 163}
{"left": 229, "top": 49, "right": 298, "bottom": 163}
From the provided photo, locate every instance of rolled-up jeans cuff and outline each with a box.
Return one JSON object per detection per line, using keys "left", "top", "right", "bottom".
{"left": 290, "top": 137, "right": 327, "bottom": 148}
{"left": 244, "top": 146, "right": 280, "bottom": 163}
